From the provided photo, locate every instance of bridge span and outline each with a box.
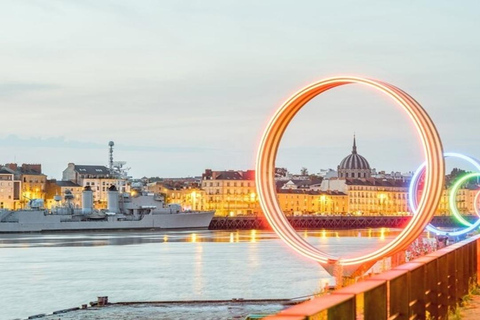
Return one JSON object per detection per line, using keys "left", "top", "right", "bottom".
{"left": 208, "top": 215, "right": 478, "bottom": 230}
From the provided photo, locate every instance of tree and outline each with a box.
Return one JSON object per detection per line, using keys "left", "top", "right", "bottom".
{"left": 300, "top": 167, "right": 308, "bottom": 176}
{"left": 446, "top": 168, "right": 474, "bottom": 188}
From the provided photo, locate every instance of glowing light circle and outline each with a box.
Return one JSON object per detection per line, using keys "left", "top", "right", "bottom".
{"left": 449, "top": 173, "right": 480, "bottom": 226}
{"left": 409, "top": 153, "right": 480, "bottom": 235}
{"left": 256, "top": 76, "right": 444, "bottom": 266}
{"left": 474, "top": 190, "right": 480, "bottom": 218}
{"left": 447, "top": 173, "right": 480, "bottom": 235}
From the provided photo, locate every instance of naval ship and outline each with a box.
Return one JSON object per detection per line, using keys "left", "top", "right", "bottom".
{"left": 0, "top": 186, "right": 214, "bottom": 233}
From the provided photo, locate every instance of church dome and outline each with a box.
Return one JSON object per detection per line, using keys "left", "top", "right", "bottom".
{"left": 339, "top": 153, "right": 370, "bottom": 170}
{"left": 337, "top": 136, "right": 371, "bottom": 179}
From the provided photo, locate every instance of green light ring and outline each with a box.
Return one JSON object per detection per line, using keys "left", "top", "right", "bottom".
{"left": 449, "top": 172, "right": 480, "bottom": 226}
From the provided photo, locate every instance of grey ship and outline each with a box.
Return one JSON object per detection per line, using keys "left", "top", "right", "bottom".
{"left": 0, "top": 186, "right": 214, "bottom": 233}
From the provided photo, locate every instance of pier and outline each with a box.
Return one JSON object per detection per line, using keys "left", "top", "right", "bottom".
{"left": 208, "top": 215, "right": 478, "bottom": 230}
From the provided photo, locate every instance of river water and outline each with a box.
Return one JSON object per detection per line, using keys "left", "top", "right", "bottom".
{"left": 0, "top": 229, "right": 397, "bottom": 320}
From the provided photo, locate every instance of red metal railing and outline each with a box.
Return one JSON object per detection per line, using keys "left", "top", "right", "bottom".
{"left": 264, "top": 235, "right": 480, "bottom": 320}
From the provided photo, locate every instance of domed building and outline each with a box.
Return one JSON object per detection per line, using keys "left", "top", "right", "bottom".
{"left": 337, "top": 136, "right": 372, "bottom": 179}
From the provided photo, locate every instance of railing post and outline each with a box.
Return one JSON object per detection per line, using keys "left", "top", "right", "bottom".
{"left": 395, "top": 262, "right": 426, "bottom": 319}
{"left": 411, "top": 256, "right": 441, "bottom": 319}
{"left": 446, "top": 250, "right": 458, "bottom": 309}
{"left": 367, "top": 269, "right": 409, "bottom": 319}
{"left": 327, "top": 298, "right": 355, "bottom": 320}
{"left": 333, "top": 280, "right": 386, "bottom": 319}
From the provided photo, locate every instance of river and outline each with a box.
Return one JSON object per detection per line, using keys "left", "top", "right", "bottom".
{"left": 0, "top": 229, "right": 397, "bottom": 320}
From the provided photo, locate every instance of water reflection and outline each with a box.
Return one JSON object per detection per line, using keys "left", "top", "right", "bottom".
{"left": 193, "top": 244, "right": 204, "bottom": 295}
{"left": 250, "top": 229, "right": 257, "bottom": 243}
{"left": 380, "top": 228, "right": 385, "bottom": 240}
{"left": 0, "top": 228, "right": 399, "bottom": 248}
{"left": 0, "top": 228, "right": 406, "bottom": 319}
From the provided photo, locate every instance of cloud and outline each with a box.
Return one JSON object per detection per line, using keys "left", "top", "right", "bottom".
{"left": 0, "top": 135, "right": 218, "bottom": 153}
{"left": 0, "top": 82, "right": 60, "bottom": 97}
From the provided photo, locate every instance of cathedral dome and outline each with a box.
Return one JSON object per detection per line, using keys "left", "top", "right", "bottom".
{"left": 337, "top": 136, "right": 371, "bottom": 179}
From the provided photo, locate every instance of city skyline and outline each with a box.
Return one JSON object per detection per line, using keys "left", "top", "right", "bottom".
{"left": 1, "top": 1, "right": 480, "bottom": 179}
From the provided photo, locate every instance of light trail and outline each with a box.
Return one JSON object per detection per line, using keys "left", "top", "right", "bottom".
{"left": 256, "top": 76, "right": 444, "bottom": 266}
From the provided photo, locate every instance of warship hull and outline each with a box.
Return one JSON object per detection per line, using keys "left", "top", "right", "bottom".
{"left": 0, "top": 210, "right": 215, "bottom": 233}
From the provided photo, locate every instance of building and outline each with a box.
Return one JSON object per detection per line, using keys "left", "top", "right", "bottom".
{"left": 345, "top": 178, "right": 409, "bottom": 215}
{"left": 323, "top": 137, "right": 480, "bottom": 216}
{"left": 62, "top": 163, "right": 127, "bottom": 209}
{"left": 45, "top": 180, "right": 82, "bottom": 209}
{"left": 2, "top": 163, "right": 46, "bottom": 208}
{"left": 201, "top": 169, "right": 259, "bottom": 216}
{"left": 0, "top": 168, "right": 20, "bottom": 209}
{"left": 146, "top": 181, "right": 205, "bottom": 211}
{"left": 277, "top": 189, "right": 347, "bottom": 215}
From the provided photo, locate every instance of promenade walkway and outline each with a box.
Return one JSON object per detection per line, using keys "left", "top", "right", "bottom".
{"left": 458, "top": 292, "right": 480, "bottom": 319}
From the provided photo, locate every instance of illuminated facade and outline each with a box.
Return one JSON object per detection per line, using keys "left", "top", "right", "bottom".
{"left": 346, "top": 179, "right": 409, "bottom": 215}
{"left": 277, "top": 189, "right": 347, "bottom": 215}
{"left": 2, "top": 163, "right": 46, "bottom": 208}
{"left": 418, "top": 188, "right": 477, "bottom": 216}
{"left": 146, "top": 181, "right": 205, "bottom": 211}
{"left": 201, "top": 169, "right": 259, "bottom": 216}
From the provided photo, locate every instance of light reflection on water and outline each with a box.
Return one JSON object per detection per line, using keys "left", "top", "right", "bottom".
{"left": 0, "top": 229, "right": 399, "bottom": 319}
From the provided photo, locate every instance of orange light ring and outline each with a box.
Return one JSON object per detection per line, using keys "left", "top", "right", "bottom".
{"left": 256, "top": 77, "right": 444, "bottom": 266}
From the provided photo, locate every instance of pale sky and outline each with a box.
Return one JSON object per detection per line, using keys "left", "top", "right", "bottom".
{"left": 1, "top": 1, "right": 479, "bottom": 179}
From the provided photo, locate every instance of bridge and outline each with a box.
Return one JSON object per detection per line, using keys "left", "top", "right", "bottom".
{"left": 208, "top": 215, "right": 478, "bottom": 230}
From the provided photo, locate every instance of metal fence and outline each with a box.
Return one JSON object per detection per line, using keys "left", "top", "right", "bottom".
{"left": 264, "top": 234, "right": 480, "bottom": 320}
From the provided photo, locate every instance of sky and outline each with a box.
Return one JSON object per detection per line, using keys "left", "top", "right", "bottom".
{"left": 0, "top": 1, "right": 479, "bottom": 179}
